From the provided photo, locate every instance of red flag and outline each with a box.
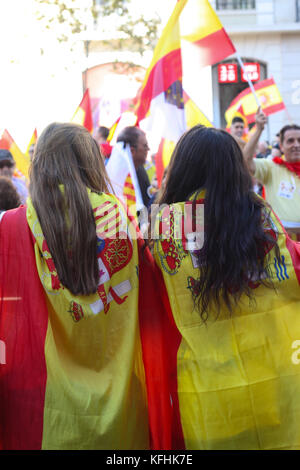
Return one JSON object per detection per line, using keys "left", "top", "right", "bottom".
{"left": 71, "top": 89, "right": 93, "bottom": 133}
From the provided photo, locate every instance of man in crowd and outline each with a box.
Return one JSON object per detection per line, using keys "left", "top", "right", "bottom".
{"left": 230, "top": 116, "right": 247, "bottom": 150}
{"left": 244, "top": 114, "right": 300, "bottom": 237}
{"left": 0, "top": 149, "right": 28, "bottom": 204}
{"left": 115, "top": 126, "right": 151, "bottom": 208}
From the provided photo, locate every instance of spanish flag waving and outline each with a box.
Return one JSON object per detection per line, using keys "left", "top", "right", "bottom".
{"left": 153, "top": 196, "right": 300, "bottom": 449}
{"left": 0, "top": 191, "right": 174, "bottom": 450}
{"left": 25, "top": 128, "right": 38, "bottom": 157}
{"left": 225, "top": 77, "right": 285, "bottom": 125}
{"left": 0, "top": 129, "right": 30, "bottom": 178}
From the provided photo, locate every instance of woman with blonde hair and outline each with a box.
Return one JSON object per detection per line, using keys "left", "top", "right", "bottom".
{"left": 0, "top": 122, "right": 165, "bottom": 450}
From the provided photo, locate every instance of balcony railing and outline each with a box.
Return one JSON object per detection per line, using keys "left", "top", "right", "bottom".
{"left": 216, "top": 0, "right": 256, "bottom": 9}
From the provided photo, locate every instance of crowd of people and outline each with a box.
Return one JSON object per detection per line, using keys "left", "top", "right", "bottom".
{"left": 1, "top": 108, "right": 300, "bottom": 450}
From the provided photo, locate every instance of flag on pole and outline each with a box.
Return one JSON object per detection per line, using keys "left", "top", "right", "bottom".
{"left": 26, "top": 128, "right": 38, "bottom": 157}
{"left": 135, "top": 0, "right": 234, "bottom": 186}
{"left": 71, "top": 89, "right": 93, "bottom": 133}
{"left": 0, "top": 129, "right": 30, "bottom": 178}
{"left": 225, "top": 77, "right": 286, "bottom": 125}
{"left": 183, "top": 91, "right": 212, "bottom": 130}
{"left": 225, "top": 104, "right": 250, "bottom": 141}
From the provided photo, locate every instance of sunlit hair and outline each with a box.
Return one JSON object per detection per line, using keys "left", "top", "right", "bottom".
{"left": 29, "top": 122, "right": 110, "bottom": 296}
{"left": 279, "top": 124, "right": 300, "bottom": 143}
{"left": 157, "top": 125, "right": 280, "bottom": 321}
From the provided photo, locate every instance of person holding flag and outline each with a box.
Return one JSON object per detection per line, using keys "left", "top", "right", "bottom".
{"left": 244, "top": 119, "right": 300, "bottom": 238}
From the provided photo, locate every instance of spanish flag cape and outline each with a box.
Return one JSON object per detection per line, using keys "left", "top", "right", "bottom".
{"left": 0, "top": 190, "right": 174, "bottom": 450}
{"left": 153, "top": 192, "right": 300, "bottom": 450}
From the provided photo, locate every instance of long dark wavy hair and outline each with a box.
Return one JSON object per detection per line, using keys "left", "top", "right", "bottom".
{"left": 29, "top": 122, "right": 110, "bottom": 296}
{"left": 156, "top": 125, "right": 281, "bottom": 321}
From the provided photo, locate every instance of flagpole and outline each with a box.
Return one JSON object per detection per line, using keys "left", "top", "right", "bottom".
{"left": 235, "top": 53, "right": 261, "bottom": 109}
{"left": 285, "top": 108, "right": 294, "bottom": 124}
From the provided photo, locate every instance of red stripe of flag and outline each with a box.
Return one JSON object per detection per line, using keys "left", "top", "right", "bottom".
{"left": 155, "top": 138, "right": 166, "bottom": 188}
{"left": 124, "top": 194, "right": 136, "bottom": 203}
{"left": 0, "top": 207, "right": 48, "bottom": 449}
{"left": 193, "top": 28, "right": 236, "bottom": 70}
{"left": 132, "top": 210, "right": 185, "bottom": 450}
{"left": 94, "top": 205, "right": 119, "bottom": 221}
{"left": 246, "top": 102, "right": 286, "bottom": 123}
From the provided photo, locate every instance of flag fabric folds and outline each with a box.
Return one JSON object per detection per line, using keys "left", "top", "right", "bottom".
{"left": 71, "top": 88, "right": 93, "bottom": 133}
{"left": 136, "top": 0, "right": 231, "bottom": 186}
{"left": 0, "top": 193, "right": 176, "bottom": 450}
{"left": 136, "top": 0, "right": 235, "bottom": 124}
{"left": 225, "top": 77, "right": 286, "bottom": 125}
{"left": 0, "top": 129, "right": 30, "bottom": 178}
{"left": 225, "top": 104, "right": 250, "bottom": 141}
{"left": 105, "top": 142, "right": 144, "bottom": 215}
{"left": 153, "top": 193, "right": 300, "bottom": 449}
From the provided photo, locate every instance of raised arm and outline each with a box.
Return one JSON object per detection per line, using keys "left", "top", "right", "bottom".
{"left": 243, "top": 107, "right": 267, "bottom": 175}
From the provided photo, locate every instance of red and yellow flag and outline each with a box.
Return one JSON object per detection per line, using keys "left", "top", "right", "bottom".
{"left": 225, "top": 77, "right": 286, "bottom": 125}
{"left": 225, "top": 104, "right": 250, "bottom": 141}
{"left": 71, "top": 88, "right": 93, "bottom": 133}
{"left": 155, "top": 92, "right": 213, "bottom": 187}
{"left": 135, "top": 0, "right": 233, "bottom": 186}
{"left": 107, "top": 112, "right": 137, "bottom": 145}
{"left": 153, "top": 195, "right": 300, "bottom": 449}
{"left": 136, "top": 0, "right": 235, "bottom": 123}
{"left": 25, "top": 128, "right": 38, "bottom": 157}
{"left": 0, "top": 129, "right": 30, "bottom": 178}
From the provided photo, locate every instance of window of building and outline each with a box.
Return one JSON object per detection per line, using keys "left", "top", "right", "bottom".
{"left": 216, "top": 0, "right": 256, "bottom": 9}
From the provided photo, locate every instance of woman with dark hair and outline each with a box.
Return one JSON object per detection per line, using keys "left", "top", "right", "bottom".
{"left": 0, "top": 176, "right": 21, "bottom": 213}
{"left": 153, "top": 125, "right": 300, "bottom": 450}
{"left": 0, "top": 122, "right": 159, "bottom": 450}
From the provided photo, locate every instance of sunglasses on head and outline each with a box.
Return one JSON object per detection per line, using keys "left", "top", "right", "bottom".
{"left": 0, "top": 160, "right": 14, "bottom": 169}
